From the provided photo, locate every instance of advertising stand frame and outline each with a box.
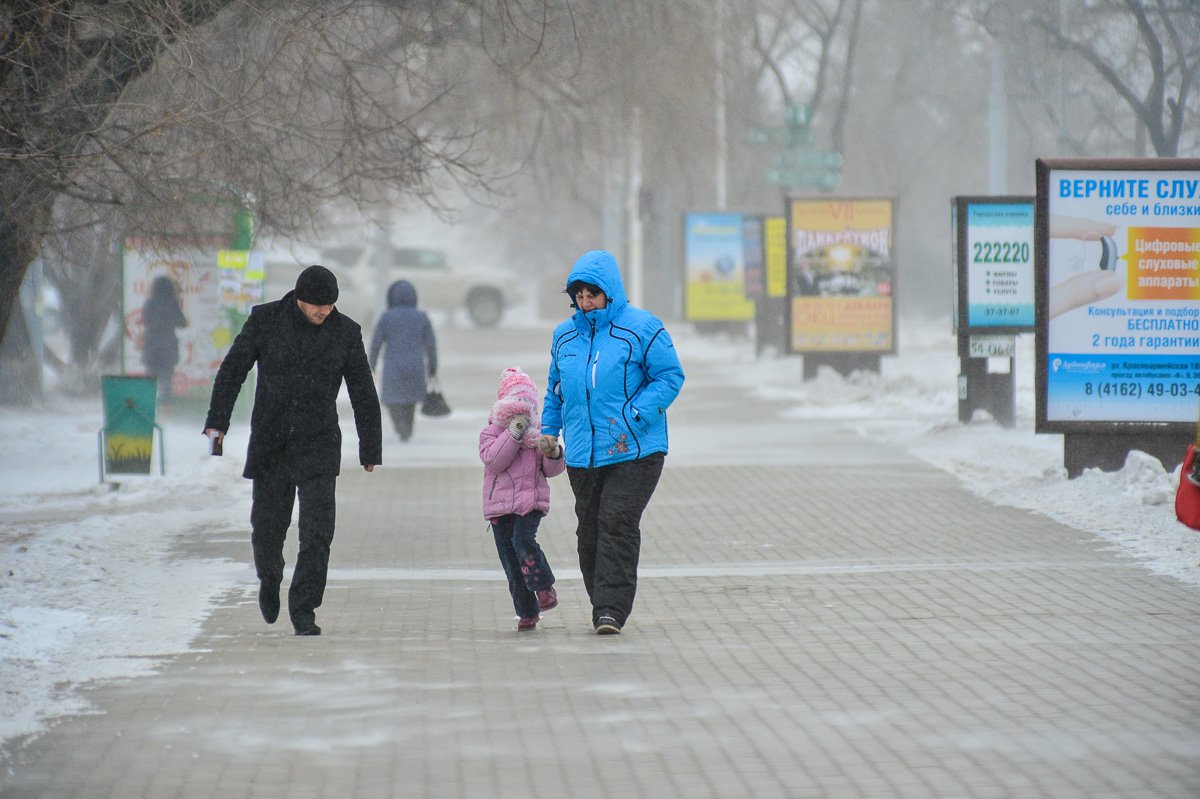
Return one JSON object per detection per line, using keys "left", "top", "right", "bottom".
{"left": 785, "top": 196, "right": 898, "bottom": 379}
{"left": 681, "top": 211, "right": 757, "bottom": 334}
{"left": 755, "top": 214, "right": 789, "bottom": 356}
{"left": 1035, "top": 157, "right": 1200, "bottom": 476}
{"left": 952, "top": 195, "right": 1037, "bottom": 428}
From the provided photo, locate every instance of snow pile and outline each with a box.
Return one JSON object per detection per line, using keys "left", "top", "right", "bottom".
{"left": 1, "top": 410, "right": 250, "bottom": 745}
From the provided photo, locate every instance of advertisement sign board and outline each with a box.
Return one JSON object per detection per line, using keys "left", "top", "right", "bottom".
{"left": 100, "top": 375, "right": 159, "bottom": 475}
{"left": 954, "top": 197, "right": 1035, "bottom": 333}
{"left": 684, "top": 212, "right": 756, "bottom": 322}
{"left": 764, "top": 216, "right": 788, "bottom": 299}
{"left": 786, "top": 197, "right": 896, "bottom": 353}
{"left": 743, "top": 216, "right": 765, "bottom": 300}
{"left": 121, "top": 238, "right": 263, "bottom": 400}
{"left": 1035, "top": 158, "right": 1200, "bottom": 434}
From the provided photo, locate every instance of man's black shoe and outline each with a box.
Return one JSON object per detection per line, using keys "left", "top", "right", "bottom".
{"left": 595, "top": 615, "right": 621, "bottom": 635}
{"left": 258, "top": 580, "right": 280, "bottom": 624}
{"left": 294, "top": 622, "right": 321, "bottom": 636}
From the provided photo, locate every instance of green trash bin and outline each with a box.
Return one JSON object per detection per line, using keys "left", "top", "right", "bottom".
{"left": 98, "top": 375, "right": 165, "bottom": 482}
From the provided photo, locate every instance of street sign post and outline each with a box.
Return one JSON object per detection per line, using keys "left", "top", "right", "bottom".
{"left": 772, "top": 150, "right": 844, "bottom": 169}
{"left": 751, "top": 104, "right": 842, "bottom": 192}
{"left": 768, "top": 168, "right": 841, "bottom": 191}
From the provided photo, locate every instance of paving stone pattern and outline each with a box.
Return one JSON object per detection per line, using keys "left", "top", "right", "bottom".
{"left": 2, "top": 325, "right": 1198, "bottom": 798}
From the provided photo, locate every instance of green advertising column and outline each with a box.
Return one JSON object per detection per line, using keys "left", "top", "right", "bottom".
{"left": 99, "top": 375, "right": 164, "bottom": 480}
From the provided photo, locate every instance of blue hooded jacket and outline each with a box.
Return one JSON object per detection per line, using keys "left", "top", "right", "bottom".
{"left": 541, "top": 251, "right": 684, "bottom": 468}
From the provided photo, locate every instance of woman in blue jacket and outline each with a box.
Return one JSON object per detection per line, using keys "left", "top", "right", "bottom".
{"left": 369, "top": 280, "right": 438, "bottom": 441}
{"left": 538, "top": 250, "right": 684, "bottom": 635}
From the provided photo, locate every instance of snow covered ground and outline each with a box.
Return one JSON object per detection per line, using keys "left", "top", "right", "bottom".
{"left": 2, "top": 317, "right": 1197, "bottom": 755}
{"left": 720, "top": 324, "right": 1200, "bottom": 590}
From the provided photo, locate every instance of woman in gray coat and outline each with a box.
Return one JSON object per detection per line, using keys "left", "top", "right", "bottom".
{"left": 369, "top": 280, "right": 438, "bottom": 441}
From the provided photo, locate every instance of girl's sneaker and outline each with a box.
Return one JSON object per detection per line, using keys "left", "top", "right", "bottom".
{"left": 517, "top": 616, "right": 539, "bottom": 631}
{"left": 536, "top": 587, "right": 558, "bottom": 611}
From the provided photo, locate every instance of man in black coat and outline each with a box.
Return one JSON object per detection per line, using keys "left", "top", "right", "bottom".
{"left": 203, "top": 264, "right": 382, "bottom": 636}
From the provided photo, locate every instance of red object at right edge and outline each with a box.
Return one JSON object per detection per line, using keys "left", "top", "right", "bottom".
{"left": 1176, "top": 444, "right": 1200, "bottom": 531}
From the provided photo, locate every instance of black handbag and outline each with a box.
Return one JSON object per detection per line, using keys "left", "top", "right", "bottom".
{"left": 420, "top": 376, "right": 451, "bottom": 417}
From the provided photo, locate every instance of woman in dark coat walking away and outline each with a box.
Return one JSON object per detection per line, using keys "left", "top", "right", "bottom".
{"left": 369, "top": 280, "right": 438, "bottom": 441}
{"left": 141, "top": 275, "right": 188, "bottom": 405}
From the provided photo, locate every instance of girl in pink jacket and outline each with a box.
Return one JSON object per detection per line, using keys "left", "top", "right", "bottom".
{"left": 479, "top": 367, "right": 566, "bottom": 631}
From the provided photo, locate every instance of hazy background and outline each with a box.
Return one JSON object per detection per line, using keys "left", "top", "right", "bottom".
{"left": 2, "top": 0, "right": 1196, "bottom": 400}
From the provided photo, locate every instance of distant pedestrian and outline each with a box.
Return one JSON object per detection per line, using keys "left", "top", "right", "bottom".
{"left": 369, "top": 279, "right": 438, "bottom": 441}
{"left": 203, "top": 264, "right": 382, "bottom": 636}
{"left": 540, "top": 251, "right": 684, "bottom": 635}
{"left": 480, "top": 367, "right": 566, "bottom": 632}
{"left": 141, "top": 275, "right": 187, "bottom": 405}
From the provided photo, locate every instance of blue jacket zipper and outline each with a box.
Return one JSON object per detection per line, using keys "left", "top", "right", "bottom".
{"left": 586, "top": 316, "right": 597, "bottom": 467}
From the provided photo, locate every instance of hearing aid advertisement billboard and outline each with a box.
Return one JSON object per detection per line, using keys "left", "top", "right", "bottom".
{"left": 1035, "top": 158, "right": 1200, "bottom": 432}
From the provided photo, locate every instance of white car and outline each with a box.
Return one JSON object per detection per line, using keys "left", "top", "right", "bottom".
{"left": 263, "top": 246, "right": 513, "bottom": 329}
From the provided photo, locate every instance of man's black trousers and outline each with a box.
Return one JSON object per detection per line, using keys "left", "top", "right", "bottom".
{"left": 251, "top": 463, "right": 337, "bottom": 628}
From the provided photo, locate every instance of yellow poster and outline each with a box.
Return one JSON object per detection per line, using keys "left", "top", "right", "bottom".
{"left": 787, "top": 198, "right": 895, "bottom": 353}
{"left": 686, "top": 281, "right": 756, "bottom": 320}
{"left": 790, "top": 297, "right": 894, "bottom": 350}
{"left": 765, "top": 216, "right": 787, "bottom": 298}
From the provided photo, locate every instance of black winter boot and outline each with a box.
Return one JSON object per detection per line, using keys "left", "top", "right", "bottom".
{"left": 258, "top": 578, "right": 281, "bottom": 624}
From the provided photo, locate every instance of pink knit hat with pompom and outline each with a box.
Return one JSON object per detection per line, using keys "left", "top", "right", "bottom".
{"left": 497, "top": 367, "right": 537, "bottom": 404}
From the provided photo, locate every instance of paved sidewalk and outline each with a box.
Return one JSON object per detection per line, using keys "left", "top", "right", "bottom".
{"left": 3, "top": 324, "right": 1199, "bottom": 798}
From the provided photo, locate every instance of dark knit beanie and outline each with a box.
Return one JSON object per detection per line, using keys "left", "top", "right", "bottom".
{"left": 294, "top": 264, "right": 339, "bottom": 305}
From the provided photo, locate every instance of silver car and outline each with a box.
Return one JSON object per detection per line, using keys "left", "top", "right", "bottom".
{"left": 264, "top": 245, "right": 512, "bottom": 328}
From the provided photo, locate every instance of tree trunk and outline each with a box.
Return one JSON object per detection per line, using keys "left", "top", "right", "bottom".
{"left": 0, "top": 210, "right": 48, "bottom": 404}
{"left": 41, "top": 220, "right": 124, "bottom": 396}
{"left": 0, "top": 250, "right": 39, "bottom": 405}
